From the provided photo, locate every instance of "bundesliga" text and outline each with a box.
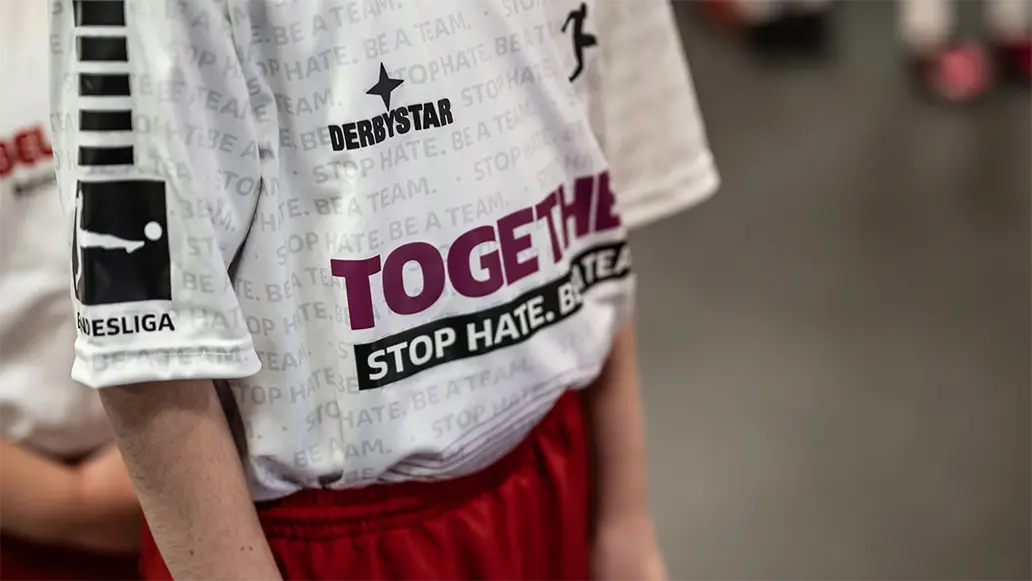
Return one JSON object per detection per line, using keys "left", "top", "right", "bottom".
{"left": 76, "top": 312, "right": 176, "bottom": 337}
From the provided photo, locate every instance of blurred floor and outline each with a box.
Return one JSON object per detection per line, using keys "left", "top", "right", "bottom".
{"left": 635, "top": 2, "right": 1031, "bottom": 579}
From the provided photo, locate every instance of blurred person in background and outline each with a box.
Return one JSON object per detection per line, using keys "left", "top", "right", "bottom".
{"left": 0, "top": 1, "right": 142, "bottom": 579}
{"left": 48, "top": 0, "right": 717, "bottom": 579}
{"left": 702, "top": 0, "right": 836, "bottom": 59}
{"left": 900, "top": 0, "right": 1032, "bottom": 103}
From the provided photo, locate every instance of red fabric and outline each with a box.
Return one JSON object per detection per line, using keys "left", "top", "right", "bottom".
{"left": 0, "top": 535, "right": 139, "bottom": 580}
{"left": 141, "top": 390, "right": 591, "bottom": 580}
{"left": 999, "top": 40, "right": 1032, "bottom": 79}
{"left": 702, "top": 0, "right": 752, "bottom": 30}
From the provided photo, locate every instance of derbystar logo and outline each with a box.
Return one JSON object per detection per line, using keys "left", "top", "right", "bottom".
{"left": 327, "top": 62, "right": 455, "bottom": 152}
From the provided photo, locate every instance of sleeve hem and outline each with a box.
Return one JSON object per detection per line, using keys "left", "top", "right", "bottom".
{"left": 617, "top": 151, "right": 721, "bottom": 230}
{"left": 71, "top": 339, "right": 262, "bottom": 389}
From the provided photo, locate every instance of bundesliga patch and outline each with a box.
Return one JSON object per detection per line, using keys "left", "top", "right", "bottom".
{"left": 73, "top": 180, "right": 172, "bottom": 305}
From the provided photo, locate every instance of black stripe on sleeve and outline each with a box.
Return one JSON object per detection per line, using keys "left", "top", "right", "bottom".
{"left": 78, "top": 73, "right": 131, "bottom": 96}
{"left": 73, "top": 0, "right": 126, "bottom": 26}
{"left": 77, "top": 36, "right": 128, "bottom": 62}
{"left": 79, "top": 110, "right": 133, "bottom": 131}
{"left": 79, "top": 146, "right": 134, "bottom": 166}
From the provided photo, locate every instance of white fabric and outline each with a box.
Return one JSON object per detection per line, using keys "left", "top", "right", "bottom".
{"left": 51, "top": 0, "right": 716, "bottom": 500}
{"left": 729, "top": 1, "right": 833, "bottom": 22}
{"left": 901, "top": 0, "right": 1031, "bottom": 48}
{"left": 899, "top": 0, "right": 954, "bottom": 51}
{"left": 986, "top": 0, "right": 1032, "bottom": 41}
{"left": 1, "top": 0, "right": 112, "bottom": 459}
{"left": 596, "top": 0, "right": 720, "bottom": 228}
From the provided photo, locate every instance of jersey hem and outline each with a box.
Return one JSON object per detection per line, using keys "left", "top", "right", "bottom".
{"left": 70, "top": 339, "right": 262, "bottom": 389}
{"left": 618, "top": 150, "right": 720, "bottom": 230}
{"left": 245, "top": 361, "right": 614, "bottom": 502}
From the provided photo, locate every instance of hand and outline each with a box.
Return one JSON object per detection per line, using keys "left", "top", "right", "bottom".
{"left": 72, "top": 444, "right": 143, "bottom": 553}
{"left": 592, "top": 512, "right": 668, "bottom": 581}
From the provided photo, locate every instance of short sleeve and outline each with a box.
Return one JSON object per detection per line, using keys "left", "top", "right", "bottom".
{"left": 596, "top": 0, "right": 720, "bottom": 229}
{"left": 50, "top": 0, "right": 262, "bottom": 388}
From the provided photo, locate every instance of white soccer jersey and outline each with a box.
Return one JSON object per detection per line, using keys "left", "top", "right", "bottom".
{"left": 51, "top": 0, "right": 717, "bottom": 500}
{"left": 1, "top": 0, "right": 112, "bottom": 459}
{"left": 594, "top": 0, "right": 720, "bottom": 227}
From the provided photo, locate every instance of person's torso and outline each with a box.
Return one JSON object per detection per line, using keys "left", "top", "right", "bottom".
{"left": 0, "top": 1, "right": 112, "bottom": 459}
{"left": 68, "top": 0, "right": 633, "bottom": 500}
{"left": 227, "top": 0, "right": 634, "bottom": 500}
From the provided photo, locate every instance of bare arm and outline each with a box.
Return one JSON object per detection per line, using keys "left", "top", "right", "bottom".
{"left": 99, "top": 379, "right": 281, "bottom": 580}
{"left": 0, "top": 439, "right": 82, "bottom": 544}
{"left": 586, "top": 321, "right": 664, "bottom": 581}
{"left": 0, "top": 440, "right": 140, "bottom": 553}
{"left": 585, "top": 321, "right": 653, "bottom": 519}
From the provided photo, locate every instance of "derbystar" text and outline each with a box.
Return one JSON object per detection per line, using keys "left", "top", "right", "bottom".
{"left": 328, "top": 99, "right": 454, "bottom": 152}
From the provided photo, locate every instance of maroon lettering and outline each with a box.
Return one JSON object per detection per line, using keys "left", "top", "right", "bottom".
{"left": 382, "top": 242, "right": 445, "bottom": 316}
{"left": 0, "top": 125, "right": 53, "bottom": 177}
{"left": 560, "top": 176, "right": 595, "bottom": 248}
{"left": 534, "top": 188, "right": 562, "bottom": 262}
{"left": 497, "top": 207, "right": 538, "bottom": 285}
{"left": 332, "top": 171, "right": 621, "bottom": 330}
{"left": 37, "top": 128, "right": 54, "bottom": 157}
{"left": 447, "top": 226, "right": 503, "bottom": 298}
{"left": 594, "top": 171, "right": 621, "bottom": 232}
{"left": 0, "top": 142, "right": 10, "bottom": 177}
{"left": 16, "top": 127, "right": 52, "bottom": 163}
{"left": 330, "top": 256, "right": 381, "bottom": 330}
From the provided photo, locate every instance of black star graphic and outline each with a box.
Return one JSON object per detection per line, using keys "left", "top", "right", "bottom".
{"left": 366, "top": 63, "right": 404, "bottom": 111}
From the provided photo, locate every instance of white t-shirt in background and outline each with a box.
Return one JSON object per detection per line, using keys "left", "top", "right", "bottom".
{"left": 51, "top": 0, "right": 717, "bottom": 500}
{"left": 1, "top": 0, "right": 112, "bottom": 459}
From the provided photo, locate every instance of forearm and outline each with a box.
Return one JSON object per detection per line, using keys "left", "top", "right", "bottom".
{"left": 0, "top": 439, "right": 82, "bottom": 543}
{"left": 584, "top": 320, "right": 652, "bottom": 519}
{"left": 99, "top": 379, "right": 281, "bottom": 580}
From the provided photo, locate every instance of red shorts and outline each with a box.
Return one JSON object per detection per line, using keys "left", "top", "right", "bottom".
{"left": 0, "top": 535, "right": 139, "bottom": 580}
{"left": 141, "top": 389, "right": 592, "bottom": 580}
